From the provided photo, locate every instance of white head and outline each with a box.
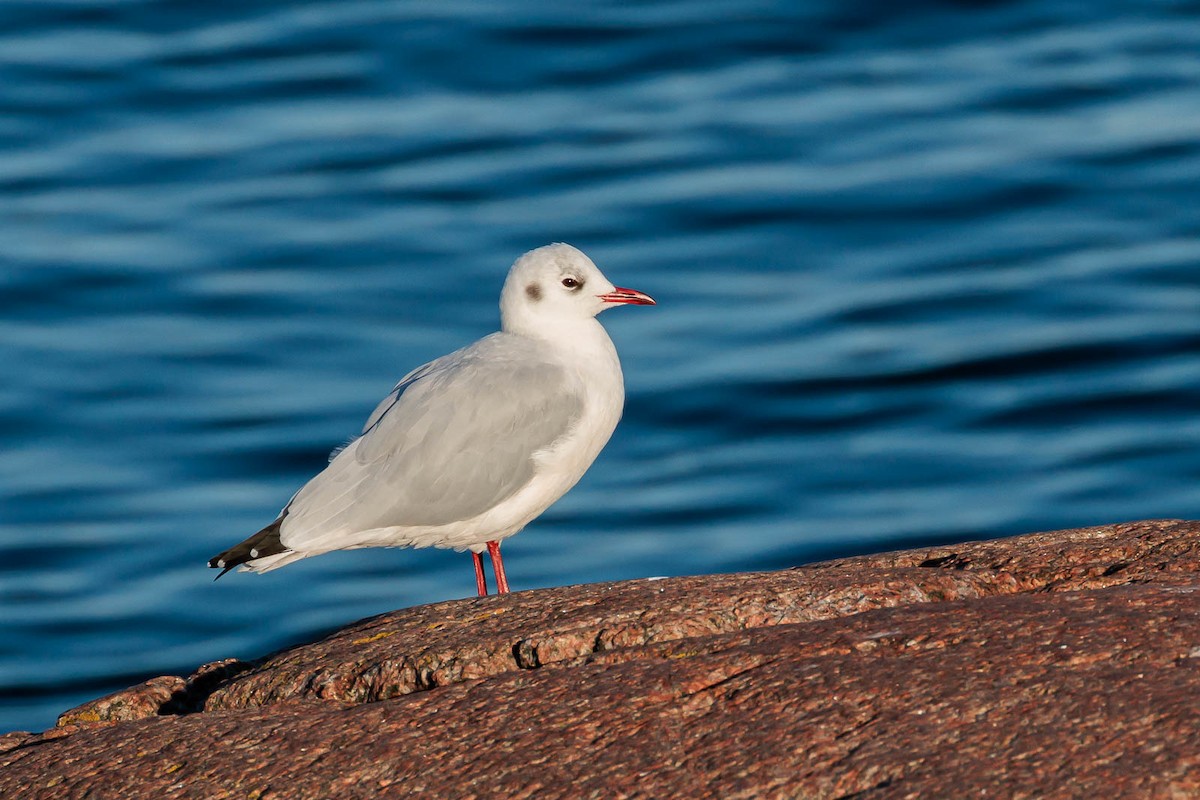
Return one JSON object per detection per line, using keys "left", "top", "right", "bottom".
{"left": 500, "top": 243, "right": 654, "bottom": 338}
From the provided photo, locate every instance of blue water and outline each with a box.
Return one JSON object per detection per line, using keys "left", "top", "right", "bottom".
{"left": 4, "top": 0, "right": 1200, "bottom": 734}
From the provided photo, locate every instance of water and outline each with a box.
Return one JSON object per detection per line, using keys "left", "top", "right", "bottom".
{"left": 3, "top": 0, "right": 1200, "bottom": 734}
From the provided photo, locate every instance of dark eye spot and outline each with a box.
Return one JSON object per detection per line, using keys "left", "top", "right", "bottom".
{"left": 561, "top": 277, "right": 582, "bottom": 290}
{"left": 525, "top": 283, "right": 542, "bottom": 301}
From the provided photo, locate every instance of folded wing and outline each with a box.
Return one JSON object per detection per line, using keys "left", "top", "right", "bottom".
{"left": 280, "top": 334, "right": 583, "bottom": 550}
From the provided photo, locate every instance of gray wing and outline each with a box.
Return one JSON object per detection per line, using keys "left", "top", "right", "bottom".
{"left": 281, "top": 334, "right": 583, "bottom": 548}
{"left": 326, "top": 359, "right": 440, "bottom": 462}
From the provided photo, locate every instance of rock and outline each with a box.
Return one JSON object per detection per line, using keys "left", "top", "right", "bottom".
{"left": 56, "top": 675, "right": 186, "bottom": 728}
{"left": 54, "top": 658, "right": 252, "bottom": 727}
{"left": 3, "top": 519, "right": 1200, "bottom": 798}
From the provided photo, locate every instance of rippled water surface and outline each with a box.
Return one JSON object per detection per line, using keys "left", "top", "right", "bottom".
{"left": 4, "top": 1, "right": 1200, "bottom": 732}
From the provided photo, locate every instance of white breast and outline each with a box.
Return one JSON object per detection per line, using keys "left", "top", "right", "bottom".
{"left": 441, "top": 324, "right": 626, "bottom": 551}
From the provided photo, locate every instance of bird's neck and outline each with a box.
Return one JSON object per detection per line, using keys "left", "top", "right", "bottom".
{"left": 503, "top": 312, "right": 602, "bottom": 346}
{"left": 503, "top": 315, "right": 621, "bottom": 377}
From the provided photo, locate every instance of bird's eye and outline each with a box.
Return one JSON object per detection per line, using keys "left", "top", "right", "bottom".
{"left": 561, "top": 277, "right": 580, "bottom": 289}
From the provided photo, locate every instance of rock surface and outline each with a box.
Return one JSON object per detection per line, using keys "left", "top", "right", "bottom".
{"left": 4, "top": 519, "right": 1200, "bottom": 798}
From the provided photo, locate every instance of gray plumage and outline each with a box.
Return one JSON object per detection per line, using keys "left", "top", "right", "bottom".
{"left": 209, "top": 242, "right": 654, "bottom": 585}
{"left": 284, "top": 334, "right": 583, "bottom": 543}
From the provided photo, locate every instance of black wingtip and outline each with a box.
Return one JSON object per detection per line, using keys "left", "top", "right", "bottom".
{"left": 208, "top": 516, "right": 287, "bottom": 581}
{"left": 209, "top": 558, "right": 237, "bottom": 581}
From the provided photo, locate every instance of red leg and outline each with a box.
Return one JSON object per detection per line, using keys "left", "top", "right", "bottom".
{"left": 487, "top": 540, "right": 510, "bottom": 594}
{"left": 472, "top": 551, "right": 488, "bottom": 597}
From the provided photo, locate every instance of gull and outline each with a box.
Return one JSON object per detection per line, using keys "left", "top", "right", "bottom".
{"left": 208, "top": 243, "right": 655, "bottom": 596}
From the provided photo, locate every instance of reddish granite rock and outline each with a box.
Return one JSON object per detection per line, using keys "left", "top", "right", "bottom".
{"left": 199, "top": 519, "right": 1200, "bottom": 715}
{"left": 4, "top": 519, "right": 1200, "bottom": 798}
{"left": 55, "top": 658, "right": 252, "bottom": 727}
{"left": 55, "top": 675, "right": 186, "bottom": 728}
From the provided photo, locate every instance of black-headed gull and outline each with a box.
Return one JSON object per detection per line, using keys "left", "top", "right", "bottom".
{"left": 209, "top": 243, "right": 655, "bottom": 596}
